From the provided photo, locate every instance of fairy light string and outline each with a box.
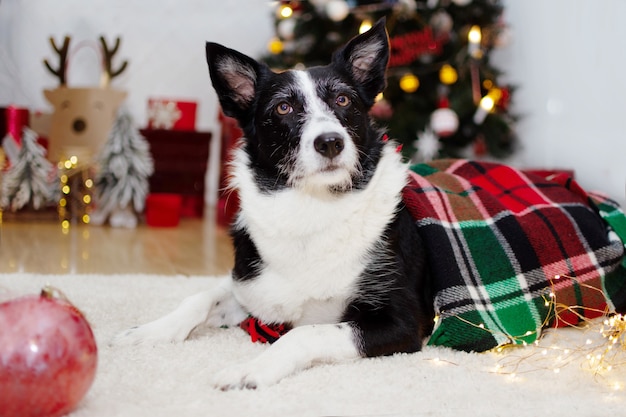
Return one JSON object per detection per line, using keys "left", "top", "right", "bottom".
{"left": 58, "top": 155, "right": 94, "bottom": 230}
{"left": 434, "top": 274, "right": 626, "bottom": 389}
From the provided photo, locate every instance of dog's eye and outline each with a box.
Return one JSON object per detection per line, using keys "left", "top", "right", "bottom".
{"left": 335, "top": 95, "right": 350, "bottom": 107}
{"left": 276, "top": 102, "right": 293, "bottom": 115}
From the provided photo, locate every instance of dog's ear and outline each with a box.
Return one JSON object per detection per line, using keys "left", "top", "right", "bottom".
{"left": 206, "top": 42, "right": 265, "bottom": 121}
{"left": 332, "top": 18, "right": 389, "bottom": 106}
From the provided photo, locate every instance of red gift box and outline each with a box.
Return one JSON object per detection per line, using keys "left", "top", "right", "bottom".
{"left": 145, "top": 193, "right": 183, "bottom": 227}
{"left": 4, "top": 106, "right": 30, "bottom": 143}
{"left": 147, "top": 99, "right": 197, "bottom": 131}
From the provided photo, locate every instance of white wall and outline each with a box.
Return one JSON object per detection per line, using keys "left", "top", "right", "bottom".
{"left": 1, "top": 0, "right": 624, "bottom": 205}
{"left": 495, "top": 0, "right": 626, "bottom": 205}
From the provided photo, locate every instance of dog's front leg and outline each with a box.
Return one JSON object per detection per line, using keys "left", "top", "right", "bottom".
{"left": 213, "top": 322, "right": 360, "bottom": 390}
{"left": 111, "top": 276, "right": 247, "bottom": 346}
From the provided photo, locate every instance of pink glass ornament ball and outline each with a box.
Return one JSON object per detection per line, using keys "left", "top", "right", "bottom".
{"left": 0, "top": 288, "right": 98, "bottom": 417}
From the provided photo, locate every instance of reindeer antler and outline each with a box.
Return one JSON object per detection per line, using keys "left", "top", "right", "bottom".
{"left": 43, "top": 36, "right": 71, "bottom": 86}
{"left": 99, "top": 36, "right": 128, "bottom": 87}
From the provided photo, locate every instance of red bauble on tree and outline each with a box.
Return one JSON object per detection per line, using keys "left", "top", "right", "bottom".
{"left": 0, "top": 287, "right": 98, "bottom": 417}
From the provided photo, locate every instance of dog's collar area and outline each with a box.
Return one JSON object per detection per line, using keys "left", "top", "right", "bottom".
{"left": 240, "top": 316, "right": 291, "bottom": 344}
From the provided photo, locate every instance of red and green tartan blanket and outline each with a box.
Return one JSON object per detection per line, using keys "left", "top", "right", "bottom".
{"left": 403, "top": 159, "right": 626, "bottom": 352}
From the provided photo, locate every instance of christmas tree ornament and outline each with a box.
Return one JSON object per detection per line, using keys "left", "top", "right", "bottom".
{"left": 393, "top": 0, "right": 418, "bottom": 19}
{"left": 0, "top": 286, "right": 97, "bottom": 417}
{"left": 487, "top": 87, "right": 503, "bottom": 106}
{"left": 369, "top": 96, "right": 393, "bottom": 120}
{"left": 498, "top": 87, "right": 511, "bottom": 110}
{"left": 268, "top": 37, "right": 285, "bottom": 54}
{"left": 430, "top": 107, "right": 459, "bottom": 138}
{"left": 439, "top": 64, "right": 458, "bottom": 85}
{"left": 277, "top": 17, "right": 297, "bottom": 40}
{"left": 429, "top": 10, "right": 453, "bottom": 35}
{"left": 399, "top": 73, "right": 420, "bottom": 93}
{"left": 413, "top": 128, "right": 441, "bottom": 162}
{"left": 326, "top": 0, "right": 350, "bottom": 22}
{"left": 494, "top": 25, "right": 512, "bottom": 48}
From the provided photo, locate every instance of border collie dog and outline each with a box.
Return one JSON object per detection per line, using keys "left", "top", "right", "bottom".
{"left": 114, "top": 19, "right": 434, "bottom": 389}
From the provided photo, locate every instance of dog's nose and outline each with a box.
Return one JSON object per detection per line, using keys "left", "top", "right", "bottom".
{"left": 314, "top": 134, "right": 344, "bottom": 159}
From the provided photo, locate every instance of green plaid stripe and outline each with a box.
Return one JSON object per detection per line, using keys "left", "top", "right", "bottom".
{"left": 593, "top": 195, "right": 626, "bottom": 310}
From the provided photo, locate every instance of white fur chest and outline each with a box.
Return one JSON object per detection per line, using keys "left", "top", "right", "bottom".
{"left": 229, "top": 144, "right": 408, "bottom": 326}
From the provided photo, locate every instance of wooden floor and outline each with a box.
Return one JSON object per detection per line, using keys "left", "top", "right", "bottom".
{"left": 0, "top": 213, "right": 235, "bottom": 276}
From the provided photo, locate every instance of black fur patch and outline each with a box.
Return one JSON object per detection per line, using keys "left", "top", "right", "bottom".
{"left": 343, "top": 207, "right": 434, "bottom": 357}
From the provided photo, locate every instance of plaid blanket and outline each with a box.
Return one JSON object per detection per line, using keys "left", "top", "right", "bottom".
{"left": 403, "top": 160, "right": 626, "bottom": 352}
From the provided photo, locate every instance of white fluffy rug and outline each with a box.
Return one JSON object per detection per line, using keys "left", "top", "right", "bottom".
{"left": 1, "top": 273, "right": 624, "bottom": 417}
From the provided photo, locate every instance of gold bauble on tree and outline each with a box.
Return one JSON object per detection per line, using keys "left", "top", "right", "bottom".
{"left": 399, "top": 73, "right": 420, "bottom": 93}
{"left": 439, "top": 64, "right": 458, "bottom": 85}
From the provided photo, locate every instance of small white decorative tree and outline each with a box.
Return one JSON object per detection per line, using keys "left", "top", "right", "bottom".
{"left": 0, "top": 127, "right": 57, "bottom": 211}
{"left": 91, "top": 108, "right": 154, "bottom": 228}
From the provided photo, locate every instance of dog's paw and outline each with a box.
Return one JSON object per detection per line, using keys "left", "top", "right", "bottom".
{"left": 212, "top": 364, "right": 261, "bottom": 391}
{"left": 212, "top": 360, "right": 291, "bottom": 391}
{"left": 109, "top": 319, "right": 189, "bottom": 347}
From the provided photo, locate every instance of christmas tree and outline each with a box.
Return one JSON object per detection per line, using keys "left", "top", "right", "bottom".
{"left": 91, "top": 108, "right": 154, "bottom": 228}
{"left": 263, "top": 0, "right": 515, "bottom": 161}
{"left": 0, "top": 127, "right": 57, "bottom": 211}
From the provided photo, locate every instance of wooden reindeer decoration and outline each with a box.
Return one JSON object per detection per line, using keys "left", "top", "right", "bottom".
{"left": 43, "top": 35, "right": 128, "bottom": 163}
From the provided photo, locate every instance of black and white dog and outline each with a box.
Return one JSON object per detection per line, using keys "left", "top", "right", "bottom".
{"left": 114, "top": 19, "right": 434, "bottom": 389}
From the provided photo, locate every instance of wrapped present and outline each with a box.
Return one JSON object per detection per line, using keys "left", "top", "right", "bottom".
{"left": 4, "top": 106, "right": 30, "bottom": 144}
{"left": 145, "top": 193, "right": 182, "bottom": 227}
{"left": 140, "top": 129, "right": 211, "bottom": 218}
{"left": 147, "top": 99, "right": 197, "bottom": 131}
{"left": 1, "top": 106, "right": 30, "bottom": 169}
